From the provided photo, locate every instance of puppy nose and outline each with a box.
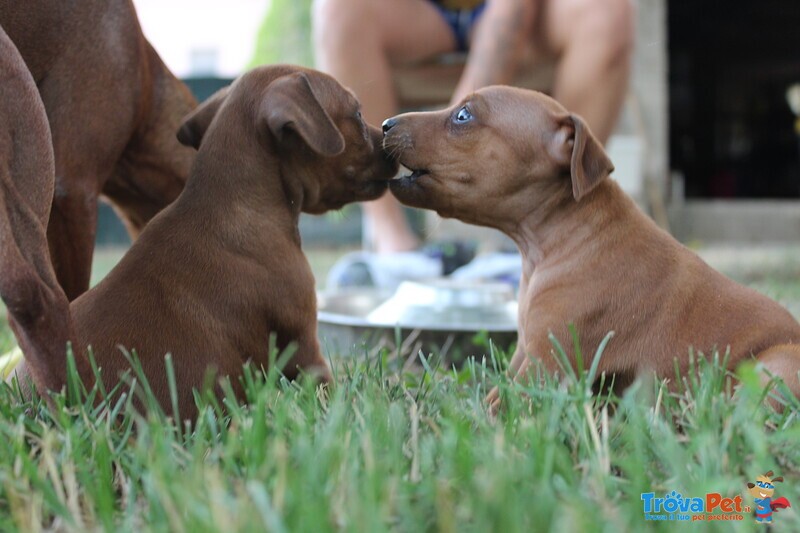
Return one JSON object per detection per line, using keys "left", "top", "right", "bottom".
{"left": 382, "top": 117, "right": 398, "bottom": 134}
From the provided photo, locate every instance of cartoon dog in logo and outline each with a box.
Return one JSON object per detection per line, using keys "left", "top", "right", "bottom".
{"left": 747, "top": 471, "right": 791, "bottom": 523}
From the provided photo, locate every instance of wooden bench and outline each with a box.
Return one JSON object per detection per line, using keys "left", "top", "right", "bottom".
{"left": 393, "top": 52, "right": 556, "bottom": 110}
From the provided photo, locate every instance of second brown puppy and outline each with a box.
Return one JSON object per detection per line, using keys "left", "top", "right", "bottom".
{"left": 383, "top": 86, "right": 800, "bottom": 407}
{"left": 8, "top": 65, "right": 397, "bottom": 415}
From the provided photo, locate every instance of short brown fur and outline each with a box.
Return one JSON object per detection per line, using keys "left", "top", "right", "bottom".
{"left": 0, "top": 0, "right": 197, "bottom": 301}
{"left": 5, "top": 66, "right": 397, "bottom": 416}
{"left": 0, "top": 25, "right": 87, "bottom": 394}
{"left": 383, "top": 86, "right": 800, "bottom": 408}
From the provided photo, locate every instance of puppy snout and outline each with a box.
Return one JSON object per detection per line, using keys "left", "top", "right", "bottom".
{"left": 382, "top": 117, "right": 398, "bottom": 134}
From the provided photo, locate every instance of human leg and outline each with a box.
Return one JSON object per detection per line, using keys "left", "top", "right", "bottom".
{"left": 313, "top": 0, "right": 458, "bottom": 252}
{"left": 537, "top": 0, "right": 635, "bottom": 143}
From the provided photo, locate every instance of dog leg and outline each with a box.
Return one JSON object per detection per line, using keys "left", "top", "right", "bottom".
{"left": 46, "top": 184, "right": 99, "bottom": 301}
{"left": 755, "top": 344, "right": 800, "bottom": 408}
{"left": 0, "top": 179, "right": 75, "bottom": 392}
{"left": 34, "top": 30, "right": 144, "bottom": 300}
{"left": 0, "top": 27, "right": 87, "bottom": 394}
{"left": 286, "top": 335, "right": 334, "bottom": 386}
{"left": 485, "top": 344, "right": 529, "bottom": 413}
{"left": 485, "top": 335, "right": 580, "bottom": 413}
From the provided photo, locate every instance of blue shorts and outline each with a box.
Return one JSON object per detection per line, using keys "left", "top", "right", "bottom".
{"left": 430, "top": 1, "right": 487, "bottom": 52}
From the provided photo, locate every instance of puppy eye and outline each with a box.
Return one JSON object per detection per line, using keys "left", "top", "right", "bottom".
{"left": 355, "top": 110, "right": 363, "bottom": 120}
{"left": 454, "top": 105, "right": 473, "bottom": 124}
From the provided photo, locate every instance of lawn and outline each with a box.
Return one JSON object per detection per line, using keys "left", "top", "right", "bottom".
{"left": 0, "top": 245, "right": 799, "bottom": 532}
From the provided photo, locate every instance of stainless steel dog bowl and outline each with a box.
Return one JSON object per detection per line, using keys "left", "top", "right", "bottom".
{"left": 317, "top": 280, "right": 518, "bottom": 362}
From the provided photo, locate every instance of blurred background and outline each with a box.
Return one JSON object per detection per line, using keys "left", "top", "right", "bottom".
{"left": 97, "top": 0, "right": 331, "bottom": 247}
{"left": 92, "top": 0, "right": 800, "bottom": 250}
{"left": 5, "top": 0, "right": 800, "bottom": 352}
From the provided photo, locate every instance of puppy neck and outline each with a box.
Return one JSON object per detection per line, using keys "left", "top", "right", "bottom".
{"left": 509, "top": 179, "right": 636, "bottom": 269}
{"left": 179, "top": 130, "right": 305, "bottom": 245}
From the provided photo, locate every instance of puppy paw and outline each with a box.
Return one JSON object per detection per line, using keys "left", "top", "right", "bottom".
{"left": 485, "top": 386, "right": 501, "bottom": 417}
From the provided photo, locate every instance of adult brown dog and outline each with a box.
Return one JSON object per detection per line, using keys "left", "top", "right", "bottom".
{"left": 0, "top": 0, "right": 197, "bottom": 301}
{"left": 382, "top": 86, "right": 800, "bottom": 407}
{"left": 3, "top": 65, "right": 397, "bottom": 415}
{"left": 0, "top": 25, "right": 86, "bottom": 394}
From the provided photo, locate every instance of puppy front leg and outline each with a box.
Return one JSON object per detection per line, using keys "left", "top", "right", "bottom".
{"left": 484, "top": 334, "right": 566, "bottom": 414}
{"left": 285, "top": 334, "right": 333, "bottom": 386}
{"left": 485, "top": 344, "right": 528, "bottom": 413}
{"left": 755, "top": 344, "right": 800, "bottom": 410}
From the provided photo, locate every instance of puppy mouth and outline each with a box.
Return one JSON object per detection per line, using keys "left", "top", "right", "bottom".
{"left": 394, "top": 163, "right": 429, "bottom": 181}
{"left": 367, "top": 179, "right": 389, "bottom": 190}
{"left": 360, "top": 179, "right": 388, "bottom": 196}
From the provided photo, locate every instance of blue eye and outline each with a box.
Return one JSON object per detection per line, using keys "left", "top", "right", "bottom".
{"left": 454, "top": 105, "right": 473, "bottom": 124}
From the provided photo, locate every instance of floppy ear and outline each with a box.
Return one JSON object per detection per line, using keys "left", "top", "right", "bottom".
{"left": 259, "top": 72, "right": 345, "bottom": 157}
{"left": 772, "top": 477, "right": 784, "bottom": 483}
{"left": 765, "top": 471, "right": 774, "bottom": 478}
{"left": 176, "top": 86, "right": 231, "bottom": 149}
{"left": 747, "top": 483, "right": 755, "bottom": 489}
{"left": 557, "top": 114, "right": 614, "bottom": 201}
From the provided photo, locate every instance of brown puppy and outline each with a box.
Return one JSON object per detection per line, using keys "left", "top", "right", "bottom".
{"left": 5, "top": 65, "right": 396, "bottom": 415}
{"left": 383, "top": 86, "right": 800, "bottom": 406}
{"left": 0, "top": 0, "right": 197, "bottom": 301}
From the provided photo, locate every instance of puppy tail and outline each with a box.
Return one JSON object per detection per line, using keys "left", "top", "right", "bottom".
{"left": 0, "top": 27, "right": 89, "bottom": 396}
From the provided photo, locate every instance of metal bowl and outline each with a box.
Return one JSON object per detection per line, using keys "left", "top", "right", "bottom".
{"left": 317, "top": 280, "right": 518, "bottom": 361}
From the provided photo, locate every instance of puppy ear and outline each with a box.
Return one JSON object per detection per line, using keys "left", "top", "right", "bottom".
{"left": 557, "top": 114, "right": 614, "bottom": 201}
{"left": 260, "top": 72, "right": 345, "bottom": 157}
{"left": 772, "top": 477, "right": 784, "bottom": 483}
{"left": 747, "top": 483, "right": 755, "bottom": 489}
{"left": 177, "top": 86, "right": 231, "bottom": 149}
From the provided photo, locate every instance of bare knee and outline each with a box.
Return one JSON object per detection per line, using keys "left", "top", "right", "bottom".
{"left": 313, "top": 0, "right": 380, "bottom": 54}
{"left": 566, "top": 0, "right": 634, "bottom": 64}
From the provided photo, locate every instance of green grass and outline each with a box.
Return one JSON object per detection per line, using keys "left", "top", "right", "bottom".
{"left": 0, "top": 246, "right": 799, "bottom": 531}
{"left": 0, "top": 341, "right": 798, "bottom": 531}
